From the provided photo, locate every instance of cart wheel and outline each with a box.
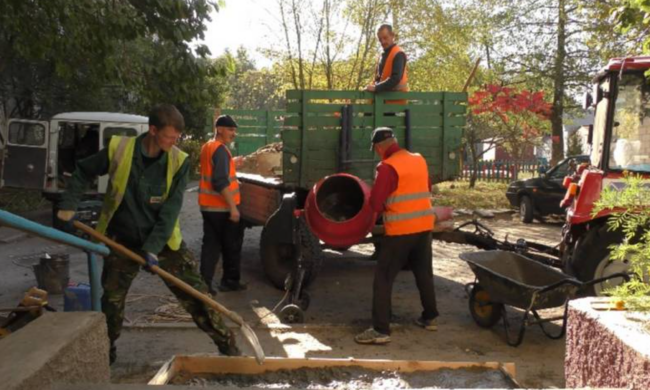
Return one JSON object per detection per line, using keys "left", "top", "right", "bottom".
{"left": 280, "top": 304, "right": 304, "bottom": 324}
{"left": 469, "top": 285, "right": 503, "bottom": 328}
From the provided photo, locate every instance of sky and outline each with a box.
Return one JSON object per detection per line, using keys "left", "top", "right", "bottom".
{"left": 201, "top": 0, "right": 279, "bottom": 68}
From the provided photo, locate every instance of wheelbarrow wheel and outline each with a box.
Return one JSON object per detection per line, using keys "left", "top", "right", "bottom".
{"left": 469, "top": 284, "right": 503, "bottom": 328}
{"left": 280, "top": 304, "right": 304, "bottom": 324}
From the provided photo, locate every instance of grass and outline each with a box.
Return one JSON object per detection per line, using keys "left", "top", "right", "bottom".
{"left": 0, "top": 188, "right": 48, "bottom": 214}
{"left": 432, "top": 180, "right": 513, "bottom": 210}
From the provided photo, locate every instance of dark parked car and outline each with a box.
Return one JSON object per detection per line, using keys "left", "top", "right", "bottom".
{"left": 506, "top": 155, "right": 590, "bottom": 223}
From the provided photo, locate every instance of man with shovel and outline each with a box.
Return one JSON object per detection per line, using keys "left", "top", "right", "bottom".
{"left": 56, "top": 104, "right": 239, "bottom": 364}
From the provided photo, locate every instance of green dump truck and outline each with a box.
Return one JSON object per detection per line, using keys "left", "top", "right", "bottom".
{"left": 226, "top": 89, "right": 467, "bottom": 322}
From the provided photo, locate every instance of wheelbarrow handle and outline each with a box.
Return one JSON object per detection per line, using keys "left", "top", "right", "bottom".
{"left": 583, "top": 272, "right": 631, "bottom": 288}
{"left": 536, "top": 278, "right": 582, "bottom": 295}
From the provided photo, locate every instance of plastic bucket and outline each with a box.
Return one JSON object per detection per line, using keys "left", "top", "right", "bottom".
{"left": 64, "top": 283, "right": 92, "bottom": 311}
{"left": 33, "top": 253, "right": 70, "bottom": 294}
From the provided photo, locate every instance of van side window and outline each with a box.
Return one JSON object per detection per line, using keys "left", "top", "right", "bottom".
{"left": 57, "top": 122, "right": 100, "bottom": 176}
{"left": 8, "top": 122, "right": 45, "bottom": 146}
{"left": 103, "top": 127, "right": 138, "bottom": 147}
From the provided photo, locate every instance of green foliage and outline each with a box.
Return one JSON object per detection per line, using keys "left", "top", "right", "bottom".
{"left": 593, "top": 173, "right": 650, "bottom": 311}
{"left": 566, "top": 131, "right": 584, "bottom": 156}
{"left": 178, "top": 138, "right": 204, "bottom": 180}
{"left": 432, "top": 181, "right": 511, "bottom": 210}
{"left": 225, "top": 48, "right": 287, "bottom": 110}
{"left": 0, "top": 0, "right": 227, "bottom": 139}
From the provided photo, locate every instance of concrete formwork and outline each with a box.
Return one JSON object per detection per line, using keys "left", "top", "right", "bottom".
{"left": 0, "top": 312, "right": 110, "bottom": 390}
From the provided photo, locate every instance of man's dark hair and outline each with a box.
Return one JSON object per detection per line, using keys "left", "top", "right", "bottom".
{"left": 149, "top": 104, "right": 185, "bottom": 132}
{"left": 377, "top": 24, "right": 393, "bottom": 34}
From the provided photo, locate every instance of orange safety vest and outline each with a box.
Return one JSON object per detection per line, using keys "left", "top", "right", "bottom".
{"left": 375, "top": 45, "right": 409, "bottom": 105}
{"left": 198, "top": 140, "right": 240, "bottom": 211}
{"left": 382, "top": 149, "right": 435, "bottom": 236}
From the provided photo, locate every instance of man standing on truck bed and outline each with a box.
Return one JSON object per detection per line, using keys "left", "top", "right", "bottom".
{"left": 56, "top": 104, "right": 238, "bottom": 364}
{"left": 198, "top": 115, "right": 246, "bottom": 295}
{"left": 355, "top": 127, "right": 439, "bottom": 345}
{"left": 366, "top": 24, "right": 408, "bottom": 98}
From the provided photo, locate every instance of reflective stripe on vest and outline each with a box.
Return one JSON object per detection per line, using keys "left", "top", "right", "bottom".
{"left": 198, "top": 140, "right": 240, "bottom": 211}
{"left": 382, "top": 149, "right": 435, "bottom": 236}
{"left": 95, "top": 136, "right": 188, "bottom": 250}
{"left": 376, "top": 45, "right": 409, "bottom": 105}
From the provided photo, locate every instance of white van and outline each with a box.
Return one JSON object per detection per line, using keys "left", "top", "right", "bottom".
{"left": 1, "top": 112, "right": 149, "bottom": 226}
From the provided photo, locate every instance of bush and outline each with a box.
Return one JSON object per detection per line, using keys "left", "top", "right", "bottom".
{"left": 593, "top": 172, "right": 650, "bottom": 311}
{"left": 178, "top": 139, "right": 203, "bottom": 180}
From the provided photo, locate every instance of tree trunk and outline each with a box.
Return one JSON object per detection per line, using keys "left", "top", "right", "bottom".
{"left": 550, "top": 0, "right": 567, "bottom": 165}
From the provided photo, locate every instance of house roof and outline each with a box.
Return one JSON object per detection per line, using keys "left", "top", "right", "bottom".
{"left": 51, "top": 112, "right": 148, "bottom": 123}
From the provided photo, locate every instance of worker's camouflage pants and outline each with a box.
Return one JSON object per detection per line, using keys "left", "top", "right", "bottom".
{"left": 101, "top": 242, "right": 237, "bottom": 354}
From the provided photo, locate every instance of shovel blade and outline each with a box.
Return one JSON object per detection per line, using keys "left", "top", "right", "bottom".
{"left": 241, "top": 323, "right": 265, "bottom": 365}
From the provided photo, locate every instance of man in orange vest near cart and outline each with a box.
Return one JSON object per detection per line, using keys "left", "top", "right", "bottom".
{"left": 366, "top": 24, "right": 409, "bottom": 103}
{"left": 355, "top": 128, "right": 439, "bottom": 345}
{"left": 198, "top": 115, "right": 247, "bottom": 295}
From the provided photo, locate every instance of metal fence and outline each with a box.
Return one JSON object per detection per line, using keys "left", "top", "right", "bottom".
{"left": 461, "top": 160, "right": 542, "bottom": 182}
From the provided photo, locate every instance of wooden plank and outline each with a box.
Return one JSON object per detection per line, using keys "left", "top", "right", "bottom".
{"left": 152, "top": 355, "right": 517, "bottom": 383}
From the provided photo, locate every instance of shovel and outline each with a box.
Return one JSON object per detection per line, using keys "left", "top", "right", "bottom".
{"left": 73, "top": 221, "right": 265, "bottom": 364}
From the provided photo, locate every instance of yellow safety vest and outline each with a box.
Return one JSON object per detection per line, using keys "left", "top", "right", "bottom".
{"left": 95, "top": 136, "right": 188, "bottom": 251}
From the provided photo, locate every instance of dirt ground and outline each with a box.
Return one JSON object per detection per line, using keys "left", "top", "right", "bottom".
{"left": 0, "top": 188, "right": 566, "bottom": 388}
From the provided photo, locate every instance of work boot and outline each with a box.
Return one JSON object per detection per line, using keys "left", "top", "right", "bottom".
{"left": 415, "top": 316, "right": 438, "bottom": 331}
{"left": 218, "top": 280, "right": 248, "bottom": 292}
{"left": 354, "top": 328, "right": 391, "bottom": 345}
{"left": 109, "top": 344, "right": 117, "bottom": 365}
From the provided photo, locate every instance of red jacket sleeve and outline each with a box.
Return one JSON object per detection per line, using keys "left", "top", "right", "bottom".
{"left": 369, "top": 163, "right": 398, "bottom": 213}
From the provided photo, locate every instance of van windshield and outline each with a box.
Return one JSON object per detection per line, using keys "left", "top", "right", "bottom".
{"left": 610, "top": 73, "right": 650, "bottom": 173}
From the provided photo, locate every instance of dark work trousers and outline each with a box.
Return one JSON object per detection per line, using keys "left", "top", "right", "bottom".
{"left": 372, "top": 231, "right": 439, "bottom": 334}
{"left": 200, "top": 211, "right": 244, "bottom": 286}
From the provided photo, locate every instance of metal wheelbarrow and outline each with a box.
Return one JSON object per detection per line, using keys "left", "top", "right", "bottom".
{"left": 459, "top": 250, "right": 629, "bottom": 347}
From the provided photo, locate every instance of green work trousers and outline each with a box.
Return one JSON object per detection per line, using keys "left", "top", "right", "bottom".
{"left": 101, "top": 242, "right": 236, "bottom": 354}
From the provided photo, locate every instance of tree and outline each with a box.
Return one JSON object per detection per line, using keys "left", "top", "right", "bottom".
{"left": 469, "top": 0, "right": 645, "bottom": 165}
{"left": 466, "top": 84, "right": 552, "bottom": 187}
{"left": 0, "top": 0, "right": 227, "bottom": 137}
{"left": 566, "top": 131, "right": 584, "bottom": 156}
{"left": 226, "top": 49, "right": 287, "bottom": 110}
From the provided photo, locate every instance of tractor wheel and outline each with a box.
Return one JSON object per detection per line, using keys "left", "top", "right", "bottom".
{"left": 519, "top": 195, "right": 534, "bottom": 224}
{"left": 260, "top": 218, "right": 323, "bottom": 290}
{"left": 571, "top": 224, "right": 629, "bottom": 296}
{"left": 468, "top": 284, "right": 503, "bottom": 328}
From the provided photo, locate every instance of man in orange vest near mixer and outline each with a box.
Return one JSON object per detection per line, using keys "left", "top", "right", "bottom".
{"left": 355, "top": 127, "right": 439, "bottom": 345}
{"left": 366, "top": 24, "right": 408, "bottom": 96}
{"left": 199, "top": 115, "right": 247, "bottom": 296}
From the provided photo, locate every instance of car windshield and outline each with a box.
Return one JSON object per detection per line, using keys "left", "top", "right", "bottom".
{"left": 609, "top": 73, "right": 650, "bottom": 172}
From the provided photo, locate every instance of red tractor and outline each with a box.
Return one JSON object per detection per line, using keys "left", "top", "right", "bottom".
{"left": 560, "top": 56, "right": 650, "bottom": 295}
{"left": 436, "top": 56, "right": 649, "bottom": 297}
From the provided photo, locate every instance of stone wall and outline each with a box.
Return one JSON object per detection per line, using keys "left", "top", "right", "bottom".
{"left": 0, "top": 312, "right": 110, "bottom": 390}
{"left": 565, "top": 298, "right": 650, "bottom": 389}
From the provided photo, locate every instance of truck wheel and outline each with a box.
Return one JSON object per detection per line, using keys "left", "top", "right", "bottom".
{"left": 468, "top": 284, "right": 503, "bottom": 328}
{"left": 260, "top": 218, "right": 322, "bottom": 290}
{"left": 519, "top": 195, "right": 534, "bottom": 224}
{"left": 572, "top": 224, "right": 628, "bottom": 296}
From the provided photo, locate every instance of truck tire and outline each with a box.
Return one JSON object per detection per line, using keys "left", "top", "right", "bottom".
{"left": 571, "top": 223, "right": 628, "bottom": 296}
{"left": 519, "top": 195, "right": 534, "bottom": 224}
{"left": 260, "top": 218, "right": 322, "bottom": 290}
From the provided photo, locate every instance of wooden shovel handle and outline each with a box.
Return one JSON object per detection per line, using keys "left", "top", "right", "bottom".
{"left": 73, "top": 221, "right": 244, "bottom": 325}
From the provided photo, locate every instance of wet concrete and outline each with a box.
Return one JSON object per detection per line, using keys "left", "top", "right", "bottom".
{"left": 173, "top": 366, "right": 516, "bottom": 389}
